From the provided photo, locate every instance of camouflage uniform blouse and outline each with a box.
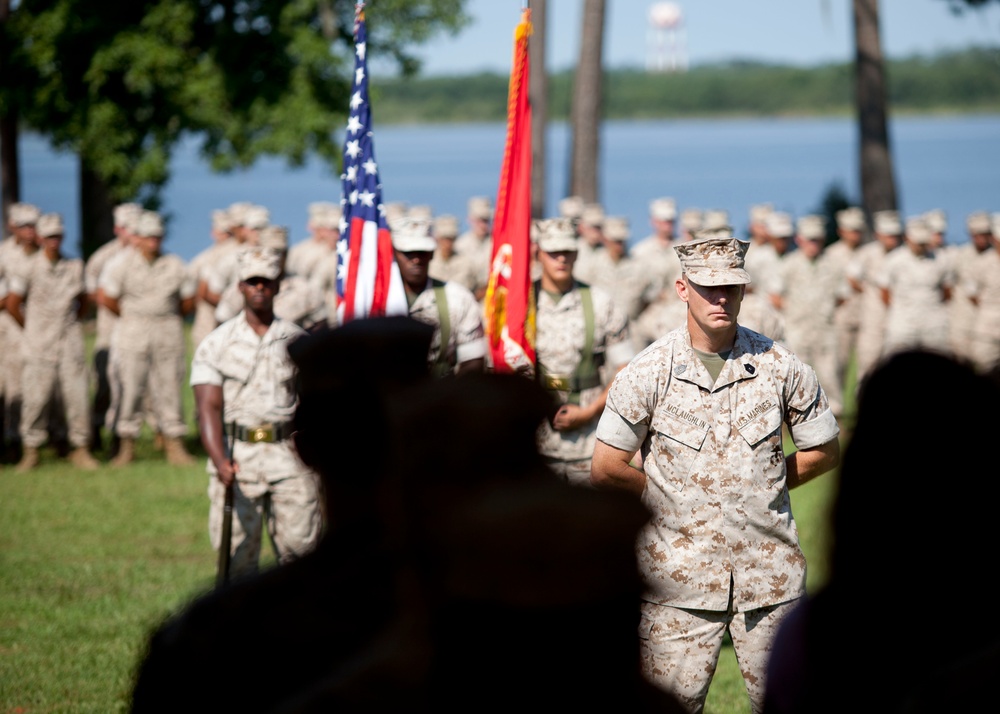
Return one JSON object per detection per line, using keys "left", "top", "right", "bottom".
{"left": 596, "top": 325, "right": 839, "bottom": 612}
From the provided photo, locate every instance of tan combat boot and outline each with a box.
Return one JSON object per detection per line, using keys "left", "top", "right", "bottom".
{"left": 15, "top": 446, "right": 39, "bottom": 472}
{"left": 68, "top": 447, "right": 100, "bottom": 471}
{"left": 110, "top": 438, "right": 135, "bottom": 467}
{"left": 164, "top": 437, "right": 196, "bottom": 466}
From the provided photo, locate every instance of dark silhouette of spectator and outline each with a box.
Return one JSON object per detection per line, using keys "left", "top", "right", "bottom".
{"left": 763, "top": 349, "right": 1000, "bottom": 714}
{"left": 130, "top": 316, "right": 435, "bottom": 713}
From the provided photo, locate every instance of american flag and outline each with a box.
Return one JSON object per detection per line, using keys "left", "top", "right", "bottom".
{"left": 337, "top": 3, "right": 406, "bottom": 323}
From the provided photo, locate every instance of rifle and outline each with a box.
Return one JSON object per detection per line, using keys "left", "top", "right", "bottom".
{"left": 215, "top": 425, "right": 235, "bottom": 589}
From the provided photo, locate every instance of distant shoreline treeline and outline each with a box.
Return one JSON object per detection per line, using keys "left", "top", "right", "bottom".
{"left": 371, "top": 47, "right": 1000, "bottom": 124}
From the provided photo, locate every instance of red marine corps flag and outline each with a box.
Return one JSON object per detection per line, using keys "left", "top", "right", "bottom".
{"left": 484, "top": 6, "right": 535, "bottom": 374}
{"left": 337, "top": 2, "right": 407, "bottom": 323}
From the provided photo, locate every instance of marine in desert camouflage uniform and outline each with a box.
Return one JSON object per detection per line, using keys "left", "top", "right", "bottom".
{"left": 0, "top": 202, "right": 41, "bottom": 458}
{"left": 214, "top": 226, "right": 327, "bottom": 333}
{"left": 7, "top": 214, "right": 99, "bottom": 471}
{"left": 847, "top": 210, "right": 903, "bottom": 386}
{"left": 84, "top": 202, "right": 142, "bottom": 452}
{"left": 392, "top": 216, "right": 487, "bottom": 376}
{"left": 877, "top": 216, "right": 952, "bottom": 358}
{"left": 100, "top": 210, "right": 197, "bottom": 466}
{"left": 533, "top": 217, "right": 635, "bottom": 487}
{"left": 193, "top": 246, "right": 320, "bottom": 581}
{"left": 591, "top": 232, "right": 840, "bottom": 714}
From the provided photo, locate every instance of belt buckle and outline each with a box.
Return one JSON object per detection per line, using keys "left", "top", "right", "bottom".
{"left": 250, "top": 424, "right": 274, "bottom": 443}
{"left": 546, "top": 374, "right": 570, "bottom": 391}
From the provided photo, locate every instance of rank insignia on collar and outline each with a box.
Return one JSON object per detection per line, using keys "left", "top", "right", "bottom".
{"left": 744, "top": 363, "right": 755, "bottom": 375}
{"left": 675, "top": 364, "right": 687, "bottom": 375}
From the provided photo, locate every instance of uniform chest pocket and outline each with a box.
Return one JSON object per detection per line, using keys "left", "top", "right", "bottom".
{"left": 649, "top": 409, "right": 710, "bottom": 492}
{"left": 734, "top": 403, "right": 782, "bottom": 448}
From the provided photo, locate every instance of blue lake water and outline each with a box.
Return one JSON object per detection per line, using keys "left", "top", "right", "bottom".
{"left": 15, "top": 114, "right": 1000, "bottom": 260}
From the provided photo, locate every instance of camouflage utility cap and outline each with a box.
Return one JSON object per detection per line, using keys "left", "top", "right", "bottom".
{"left": 391, "top": 216, "right": 436, "bottom": 252}
{"left": 603, "top": 216, "right": 629, "bottom": 242}
{"left": 905, "top": 217, "right": 933, "bottom": 244}
{"left": 238, "top": 246, "right": 283, "bottom": 282}
{"left": 873, "top": 210, "right": 902, "bottom": 236}
{"left": 258, "top": 225, "right": 288, "bottom": 250}
{"left": 534, "top": 217, "right": 578, "bottom": 253}
{"left": 836, "top": 207, "right": 865, "bottom": 232}
{"left": 650, "top": 197, "right": 677, "bottom": 221}
{"left": 924, "top": 208, "right": 947, "bottom": 234}
{"left": 137, "top": 211, "right": 165, "bottom": 238}
{"left": 9, "top": 203, "right": 41, "bottom": 227}
{"left": 433, "top": 214, "right": 460, "bottom": 239}
{"left": 675, "top": 231, "right": 751, "bottom": 286}
{"left": 797, "top": 214, "right": 826, "bottom": 241}
{"left": 967, "top": 211, "right": 991, "bottom": 235}
{"left": 36, "top": 213, "right": 64, "bottom": 238}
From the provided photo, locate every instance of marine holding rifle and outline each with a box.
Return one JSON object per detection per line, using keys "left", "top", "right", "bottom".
{"left": 191, "top": 244, "right": 321, "bottom": 581}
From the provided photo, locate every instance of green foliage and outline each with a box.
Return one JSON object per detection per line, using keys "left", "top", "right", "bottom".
{"left": 371, "top": 48, "right": 1000, "bottom": 124}
{"left": 0, "top": 0, "right": 470, "bottom": 203}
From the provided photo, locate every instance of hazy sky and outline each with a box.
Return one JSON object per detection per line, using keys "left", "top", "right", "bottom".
{"left": 406, "top": 0, "right": 1000, "bottom": 75}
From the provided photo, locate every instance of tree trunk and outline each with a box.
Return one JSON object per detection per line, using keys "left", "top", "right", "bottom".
{"left": 1, "top": 116, "right": 19, "bottom": 230}
{"left": 529, "top": 0, "right": 547, "bottom": 219}
{"left": 568, "top": 0, "right": 605, "bottom": 204}
{"left": 0, "top": 0, "right": 18, "bottom": 229}
{"left": 853, "top": 0, "right": 898, "bottom": 220}
{"left": 79, "top": 160, "right": 115, "bottom": 260}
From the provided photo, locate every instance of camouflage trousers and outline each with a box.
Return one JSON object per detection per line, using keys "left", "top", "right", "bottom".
{"left": 21, "top": 352, "right": 90, "bottom": 449}
{"left": 114, "top": 345, "right": 185, "bottom": 439}
{"left": 638, "top": 597, "right": 798, "bottom": 714}
{"left": 208, "top": 470, "right": 322, "bottom": 581}
{"left": 2, "top": 319, "right": 24, "bottom": 442}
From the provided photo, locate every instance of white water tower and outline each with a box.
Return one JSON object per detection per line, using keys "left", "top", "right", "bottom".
{"left": 647, "top": 2, "right": 687, "bottom": 73}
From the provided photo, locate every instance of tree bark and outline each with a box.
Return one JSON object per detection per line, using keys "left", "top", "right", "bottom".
{"left": 529, "top": 0, "right": 547, "bottom": 219}
{"left": 79, "top": 160, "right": 115, "bottom": 260}
{"left": 0, "top": 0, "right": 19, "bottom": 229}
{"left": 568, "top": 0, "right": 605, "bottom": 204}
{"left": 853, "top": 0, "right": 898, "bottom": 220}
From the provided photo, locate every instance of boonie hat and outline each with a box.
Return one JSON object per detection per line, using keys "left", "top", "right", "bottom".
{"left": 258, "top": 225, "right": 289, "bottom": 250}
{"left": 905, "top": 216, "right": 933, "bottom": 245}
{"left": 873, "top": 210, "right": 902, "bottom": 236}
{"left": 433, "top": 214, "right": 460, "bottom": 239}
{"left": 836, "top": 207, "right": 865, "bottom": 232}
{"left": 797, "top": 214, "right": 826, "bottom": 241}
{"left": 675, "top": 230, "right": 751, "bottom": 286}
{"left": 391, "top": 216, "right": 436, "bottom": 252}
{"left": 36, "top": 213, "right": 64, "bottom": 238}
{"left": 650, "top": 197, "right": 677, "bottom": 221}
{"left": 136, "top": 210, "right": 165, "bottom": 238}
{"left": 9, "top": 203, "right": 41, "bottom": 227}
{"left": 534, "top": 217, "right": 578, "bottom": 253}
{"left": 238, "top": 246, "right": 283, "bottom": 282}
{"left": 603, "top": 216, "right": 630, "bottom": 242}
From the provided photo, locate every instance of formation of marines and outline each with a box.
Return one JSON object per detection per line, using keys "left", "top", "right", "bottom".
{"left": 2, "top": 194, "right": 998, "bottom": 472}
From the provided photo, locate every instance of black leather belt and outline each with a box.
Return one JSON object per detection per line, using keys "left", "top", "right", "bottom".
{"left": 228, "top": 422, "right": 293, "bottom": 444}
